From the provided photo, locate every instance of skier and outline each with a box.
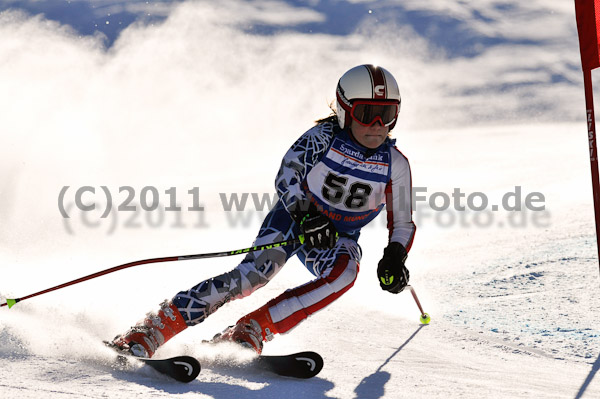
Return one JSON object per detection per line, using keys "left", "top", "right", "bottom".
{"left": 110, "top": 64, "right": 416, "bottom": 358}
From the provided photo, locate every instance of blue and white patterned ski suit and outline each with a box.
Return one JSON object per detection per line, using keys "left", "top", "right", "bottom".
{"left": 172, "top": 120, "right": 415, "bottom": 335}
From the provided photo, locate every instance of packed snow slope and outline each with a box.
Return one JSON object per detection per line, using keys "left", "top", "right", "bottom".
{"left": 1, "top": 1, "right": 600, "bottom": 398}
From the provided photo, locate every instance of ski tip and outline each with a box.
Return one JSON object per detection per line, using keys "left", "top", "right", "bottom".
{"left": 258, "top": 351, "right": 323, "bottom": 379}
{"left": 6, "top": 299, "right": 17, "bottom": 309}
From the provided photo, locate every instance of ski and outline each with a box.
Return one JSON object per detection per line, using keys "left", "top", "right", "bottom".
{"left": 129, "top": 355, "right": 201, "bottom": 383}
{"left": 104, "top": 341, "right": 201, "bottom": 383}
{"left": 106, "top": 340, "right": 321, "bottom": 380}
{"left": 255, "top": 351, "right": 323, "bottom": 379}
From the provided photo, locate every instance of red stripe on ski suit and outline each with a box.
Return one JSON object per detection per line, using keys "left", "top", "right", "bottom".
{"left": 268, "top": 254, "right": 359, "bottom": 334}
{"left": 386, "top": 145, "right": 416, "bottom": 252}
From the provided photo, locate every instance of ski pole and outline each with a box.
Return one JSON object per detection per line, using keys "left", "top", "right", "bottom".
{"left": 1, "top": 237, "right": 302, "bottom": 309}
{"left": 407, "top": 285, "right": 430, "bottom": 324}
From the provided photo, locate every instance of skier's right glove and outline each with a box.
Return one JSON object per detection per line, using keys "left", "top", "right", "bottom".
{"left": 291, "top": 201, "right": 338, "bottom": 250}
{"left": 377, "top": 242, "right": 410, "bottom": 294}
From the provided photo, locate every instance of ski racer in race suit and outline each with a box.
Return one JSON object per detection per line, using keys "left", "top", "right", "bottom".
{"left": 111, "top": 64, "right": 416, "bottom": 357}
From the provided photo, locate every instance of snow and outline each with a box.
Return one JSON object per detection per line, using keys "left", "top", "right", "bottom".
{"left": 1, "top": 1, "right": 600, "bottom": 398}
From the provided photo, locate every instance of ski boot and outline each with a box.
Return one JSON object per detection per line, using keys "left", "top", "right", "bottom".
{"left": 212, "top": 306, "right": 278, "bottom": 355}
{"left": 111, "top": 300, "right": 188, "bottom": 358}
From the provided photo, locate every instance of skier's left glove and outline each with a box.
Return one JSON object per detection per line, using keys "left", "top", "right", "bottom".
{"left": 377, "top": 242, "right": 409, "bottom": 294}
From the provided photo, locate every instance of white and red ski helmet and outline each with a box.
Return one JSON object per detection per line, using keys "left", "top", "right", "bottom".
{"left": 336, "top": 64, "right": 401, "bottom": 130}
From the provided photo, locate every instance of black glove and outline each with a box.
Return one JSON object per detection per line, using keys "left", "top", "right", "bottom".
{"left": 377, "top": 242, "right": 409, "bottom": 294}
{"left": 291, "top": 201, "right": 338, "bottom": 250}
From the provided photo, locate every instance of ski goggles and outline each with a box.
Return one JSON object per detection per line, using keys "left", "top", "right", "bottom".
{"left": 349, "top": 100, "right": 399, "bottom": 127}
